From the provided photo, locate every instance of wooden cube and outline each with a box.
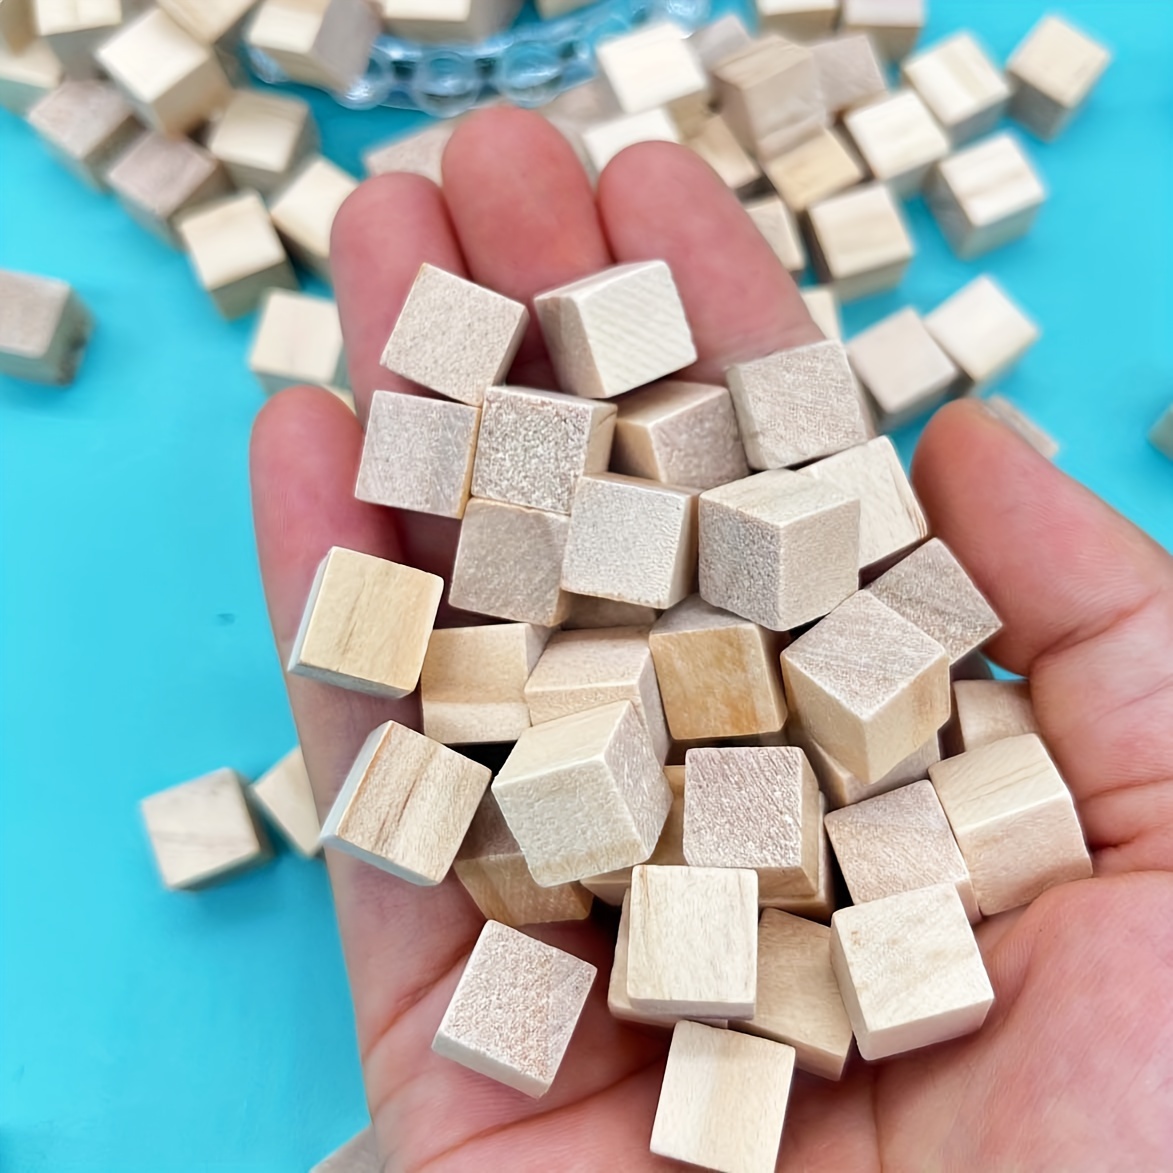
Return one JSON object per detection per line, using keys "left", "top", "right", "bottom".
{"left": 690, "top": 14, "right": 752, "bottom": 71}
{"left": 310, "top": 1128, "right": 378, "bottom": 1173}
{"left": 563, "top": 595, "right": 659, "bottom": 631}
{"left": 699, "top": 469, "right": 860, "bottom": 631}
{"left": 1007, "top": 15, "right": 1111, "bottom": 142}
{"left": 951, "top": 680, "right": 1039, "bottom": 754}
{"left": 579, "top": 107, "right": 681, "bottom": 177}
{"left": 756, "top": 0, "right": 838, "bottom": 41}
{"left": 250, "top": 746, "right": 321, "bottom": 858}
{"left": 808, "top": 183, "right": 915, "bottom": 300}
{"left": 800, "top": 437, "right": 928, "bottom": 572}
{"left": 801, "top": 286, "right": 842, "bottom": 340}
{"left": 902, "top": 32, "right": 1011, "bottom": 145}
{"left": 363, "top": 120, "right": 456, "bottom": 184}
{"left": 984, "top": 395, "right": 1060, "bottom": 461}
{"left": 381, "top": 263, "right": 528, "bottom": 407}
{"left": 770, "top": 794, "right": 836, "bottom": 920}
{"left": 727, "top": 340, "right": 872, "bottom": 470}
{"left": 287, "top": 546, "right": 443, "bottom": 698}
{"left": 269, "top": 154, "right": 358, "bottom": 282}
{"left": 33, "top": 0, "right": 121, "bottom": 77}
{"left": 206, "top": 89, "right": 317, "bottom": 195}
{"left": 0, "top": 0, "right": 34, "bottom": 52}
{"left": 796, "top": 722, "right": 940, "bottom": 809}
{"left": 628, "top": 864, "right": 758, "bottom": 1017}
{"left": 840, "top": 0, "right": 925, "bottom": 62}
{"left": 453, "top": 792, "right": 593, "bottom": 927}
{"left": 843, "top": 89, "right": 950, "bottom": 196}
{"left": 0, "top": 269, "right": 92, "bottom": 385}
{"left": 534, "top": 0, "right": 592, "bottom": 17}
{"left": 830, "top": 883, "right": 993, "bottom": 1060}
{"left": 866, "top": 537, "right": 1001, "bottom": 665}
{"left": 0, "top": 37, "right": 62, "bottom": 115}
{"left": 141, "top": 767, "right": 271, "bottom": 890}
{"left": 810, "top": 32, "right": 887, "bottom": 115}
{"left": 448, "top": 499, "right": 571, "bottom": 626}
{"left": 782, "top": 590, "right": 950, "bottom": 783}
{"left": 744, "top": 194, "right": 806, "bottom": 275}
{"left": 1151, "top": 404, "right": 1173, "bottom": 460}
{"left": 245, "top": 0, "right": 379, "bottom": 91}
{"left": 930, "top": 734, "right": 1092, "bottom": 916}
{"left": 159, "top": 0, "right": 257, "bottom": 48}
{"left": 685, "top": 113, "right": 763, "bottom": 197}
{"left": 380, "top": 0, "right": 523, "bottom": 43}
{"left": 248, "top": 289, "right": 346, "bottom": 396}
{"left": 761, "top": 126, "right": 864, "bottom": 214}
{"left": 492, "top": 700, "right": 672, "bottom": 886}
{"left": 432, "top": 920, "right": 595, "bottom": 1098}
{"left": 27, "top": 80, "right": 139, "bottom": 190}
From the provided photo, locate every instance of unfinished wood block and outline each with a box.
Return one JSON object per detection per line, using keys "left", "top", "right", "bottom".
{"left": 269, "top": 154, "right": 357, "bottom": 282}
{"left": 761, "top": 126, "right": 864, "bottom": 215}
{"left": 831, "top": 883, "right": 992, "bottom": 1060}
{"left": 27, "top": 80, "right": 138, "bottom": 190}
{"left": 363, "top": 119, "right": 456, "bottom": 183}
{"left": 902, "top": 32, "right": 1011, "bottom": 145}
{"left": 843, "top": 89, "right": 950, "bottom": 196}
{"left": 628, "top": 864, "right": 758, "bottom": 1017}
{"left": 534, "top": 0, "right": 591, "bottom": 16}
{"left": 727, "top": 339, "right": 872, "bottom": 470}
{"left": 471, "top": 385, "right": 616, "bottom": 515}
{"left": 245, "top": 0, "right": 379, "bottom": 90}
{"left": 840, "top": 0, "right": 924, "bottom": 62}
{"left": 771, "top": 794, "right": 836, "bottom": 920}
{"left": 0, "top": 269, "right": 92, "bottom": 385}
{"left": 651, "top": 595, "right": 787, "bottom": 741}
{"left": 1151, "top": 405, "right": 1173, "bottom": 460}
{"left": 454, "top": 792, "right": 592, "bottom": 927}
{"left": 930, "top": 733, "right": 1091, "bottom": 916}
{"left": 691, "top": 14, "right": 751, "bottom": 70}
{"left": 797, "top": 723, "right": 940, "bottom": 809}
{"left": 33, "top": 0, "right": 120, "bottom": 76}
{"left": 0, "top": 0, "right": 33, "bottom": 52}
{"left": 141, "top": 768, "right": 271, "bottom": 890}
{"left": 867, "top": 537, "right": 1001, "bottom": 665}
{"left": 493, "top": 700, "right": 672, "bottom": 886}
{"left": 811, "top": 32, "right": 887, "bottom": 115}
{"left": 1007, "top": 15, "right": 1111, "bottom": 142}
{"left": 380, "top": 0, "right": 522, "bottom": 43}
{"left": 808, "top": 182, "right": 915, "bottom": 301}
{"left": 288, "top": 546, "right": 442, "bottom": 698}
{"left": 699, "top": 469, "right": 859, "bottom": 631}
{"left": 984, "top": 395, "right": 1059, "bottom": 461}
{"left": 744, "top": 194, "right": 806, "bottom": 275}
{"left": 0, "top": 37, "right": 62, "bottom": 114}
{"left": 432, "top": 920, "right": 595, "bottom": 1098}
{"left": 251, "top": 746, "right": 320, "bottom": 858}
{"left": 800, "top": 437, "right": 928, "bottom": 572}
{"left": 579, "top": 107, "right": 680, "bottom": 176}
{"left": 924, "top": 275, "right": 1040, "bottom": 390}
{"left": 448, "top": 499, "right": 571, "bottom": 626}
{"left": 685, "top": 112, "right": 763, "bottom": 197}
{"left": 801, "top": 286, "right": 841, "bottom": 340}
{"left": 611, "top": 380, "right": 748, "bottom": 492}
{"left": 756, "top": 0, "right": 838, "bottom": 42}
{"left": 248, "top": 289, "right": 346, "bottom": 396}
{"left": 563, "top": 595, "right": 659, "bottom": 631}
{"left": 381, "top": 264, "right": 527, "bottom": 407}
{"left": 206, "top": 89, "right": 317, "bottom": 194}
{"left": 782, "top": 590, "right": 950, "bottom": 783}
{"left": 159, "top": 0, "right": 257, "bottom": 48}
{"left": 310, "top": 1128, "right": 380, "bottom": 1173}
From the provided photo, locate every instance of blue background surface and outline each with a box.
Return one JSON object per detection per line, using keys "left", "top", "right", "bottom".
{"left": 1, "top": 1, "right": 1170, "bottom": 1169}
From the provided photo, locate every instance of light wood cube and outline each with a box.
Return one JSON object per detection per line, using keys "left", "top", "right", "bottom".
{"left": 761, "top": 126, "right": 864, "bottom": 214}
{"left": 984, "top": 395, "right": 1059, "bottom": 460}
{"left": 380, "top": 0, "right": 523, "bottom": 43}
{"left": 579, "top": 107, "right": 681, "bottom": 176}
{"left": 245, "top": 0, "right": 379, "bottom": 91}
{"left": 310, "top": 1128, "right": 379, "bottom": 1173}
{"left": 801, "top": 286, "right": 842, "bottom": 340}
{"left": 33, "top": 0, "right": 120, "bottom": 77}
{"left": 0, "top": 269, "right": 92, "bottom": 385}
{"left": 0, "top": 37, "right": 62, "bottom": 115}
{"left": 0, "top": 0, "right": 34, "bottom": 52}
{"left": 840, "top": 0, "right": 925, "bottom": 62}
{"left": 141, "top": 768, "right": 271, "bottom": 890}
{"left": 770, "top": 794, "right": 836, "bottom": 920}
{"left": 363, "top": 120, "right": 456, "bottom": 184}
{"left": 796, "top": 721, "right": 940, "bottom": 809}
{"left": 699, "top": 469, "right": 860, "bottom": 631}
{"left": 160, "top": 0, "right": 257, "bottom": 48}
{"left": 690, "top": 14, "right": 752, "bottom": 71}
{"left": 843, "top": 89, "right": 950, "bottom": 196}
{"left": 902, "top": 32, "right": 1011, "bottom": 145}
{"left": 930, "top": 733, "right": 1092, "bottom": 916}
{"left": 563, "top": 595, "right": 659, "bottom": 631}
{"left": 756, "top": 0, "right": 838, "bottom": 41}
{"left": 248, "top": 289, "right": 346, "bottom": 396}
{"left": 744, "top": 194, "right": 806, "bottom": 275}
{"left": 810, "top": 32, "right": 887, "bottom": 115}
{"left": 269, "top": 154, "right": 357, "bottom": 282}
{"left": 534, "top": 0, "right": 592, "bottom": 17}
{"left": 1152, "top": 404, "right": 1173, "bottom": 460}
{"left": 251, "top": 746, "right": 321, "bottom": 858}
{"left": 1007, "top": 15, "right": 1111, "bottom": 142}
{"left": 27, "top": 79, "right": 139, "bottom": 190}
{"left": 685, "top": 113, "right": 763, "bottom": 197}
{"left": 287, "top": 546, "right": 443, "bottom": 698}
{"left": 951, "top": 680, "right": 1039, "bottom": 754}
{"left": 831, "top": 883, "right": 993, "bottom": 1060}
{"left": 207, "top": 89, "right": 317, "bottom": 195}
{"left": 492, "top": 700, "right": 672, "bottom": 886}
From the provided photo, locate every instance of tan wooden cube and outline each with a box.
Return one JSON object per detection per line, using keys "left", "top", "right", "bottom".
{"left": 363, "top": 120, "right": 456, "bottom": 184}
{"left": 699, "top": 469, "right": 860, "bottom": 632}
{"left": 492, "top": 700, "right": 672, "bottom": 886}
{"left": 810, "top": 32, "right": 887, "bottom": 115}
{"left": 0, "top": 269, "right": 92, "bottom": 385}
{"left": 250, "top": 746, "right": 321, "bottom": 858}
{"left": 801, "top": 286, "right": 842, "bottom": 341}
{"left": 245, "top": 0, "right": 379, "bottom": 91}
{"left": 769, "top": 794, "right": 836, "bottom": 920}
{"left": 761, "top": 126, "right": 865, "bottom": 215}
{"left": 756, "top": 0, "right": 838, "bottom": 41}
{"left": 808, "top": 182, "right": 915, "bottom": 301}
{"left": 269, "top": 154, "right": 357, "bottom": 282}
{"left": 744, "top": 194, "right": 806, "bottom": 275}
{"left": 984, "top": 395, "right": 1059, "bottom": 461}
{"left": 33, "top": 0, "right": 121, "bottom": 77}
{"left": 843, "top": 89, "right": 950, "bottom": 197}
{"left": 141, "top": 768, "right": 271, "bottom": 890}
{"left": 685, "top": 113, "right": 762, "bottom": 197}
{"left": 691, "top": 14, "right": 752, "bottom": 71}
{"left": 902, "top": 32, "right": 1011, "bottom": 145}
{"left": 248, "top": 289, "right": 346, "bottom": 396}
{"left": 288, "top": 546, "right": 442, "bottom": 698}
{"left": 380, "top": 0, "right": 523, "bottom": 43}
{"left": 27, "top": 80, "right": 139, "bottom": 190}
{"left": 534, "top": 0, "right": 592, "bottom": 18}
{"left": 159, "top": 0, "right": 257, "bottom": 48}
{"left": 840, "top": 0, "right": 925, "bottom": 62}
{"left": 1007, "top": 15, "right": 1111, "bottom": 142}
{"left": 0, "top": 37, "right": 62, "bottom": 114}
{"left": 782, "top": 590, "right": 950, "bottom": 783}
{"left": 830, "top": 883, "right": 993, "bottom": 1060}
{"left": 0, "top": 0, "right": 34, "bottom": 52}
{"left": 951, "top": 679, "right": 1039, "bottom": 754}
{"left": 930, "top": 734, "right": 1092, "bottom": 916}
{"left": 310, "top": 1128, "right": 379, "bottom": 1173}
{"left": 432, "top": 920, "right": 595, "bottom": 1098}
{"left": 579, "top": 107, "right": 681, "bottom": 177}
{"left": 563, "top": 595, "right": 659, "bottom": 631}
{"left": 796, "top": 723, "right": 940, "bottom": 809}
{"left": 207, "top": 89, "right": 317, "bottom": 195}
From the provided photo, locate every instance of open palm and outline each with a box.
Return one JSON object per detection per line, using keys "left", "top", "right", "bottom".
{"left": 250, "top": 109, "right": 1173, "bottom": 1171}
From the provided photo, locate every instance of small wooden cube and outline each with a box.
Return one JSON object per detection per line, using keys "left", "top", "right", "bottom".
{"left": 761, "top": 126, "right": 864, "bottom": 215}
{"left": 534, "top": 0, "right": 592, "bottom": 17}
{"left": 363, "top": 120, "right": 456, "bottom": 184}
{"left": 33, "top": 0, "right": 121, "bottom": 77}
{"left": 1007, "top": 15, "right": 1111, "bottom": 142}
{"left": 448, "top": 499, "right": 571, "bottom": 626}
{"left": 867, "top": 537, "right": 1001, "bottom": 665}
{"left": 771, "top": 794, "right": 836, "bottom": 920}
{"left": 930, "top": 734, "right": 1092, "bottom": 916}
{"left": 727, "top": 340, "right": 873, "bottom": 470}
{"left": 800, "top": 437, "right": 928, "bottom": 572}
{"left": 310, "top": 1128, "right": 379, "bottom": 1173}
{"left": 432, "top": 920, "right": 595, "bottom": 1098}
{"left": 207, "top": 89, "right": 317, "bottom": 195}
{"left": 269, "top": 154, "right": 358, "bottom": 282}
{"left": 756, "top": 0, "right": 838, "bottom": 41}
{"left": 801, "top": 286, "right": 842, "bottom": 340}
{"left": 579, "top": 107, "right": 681, "bottom": 176}
{"left": 902, "top": 32, "right": 1011, "bottom": 145}
{"left": 159, "top": 0, "right": 256, "bottom": 47}
{"left": 951, "top": 680, "right": 1039, "bottom": 754}
{"left": 830, "top": 883, "right": 993, "bottom": 1060}
{"left": 251, "top": 746, "right": 321, "bottom": 858}
{"left": 27, "top": 80, "right": 139, "bottom": 190}
{"left": 810, "top": 32, "right": 887, "bottom": 115}
{"left": 248, "top": 289, "right": 346, "bottom": 396}
{"left": 699, "top": 469, "right": 860, "bottom": 631}
{"left": 840, "top": 0, "right": 925, "bottom": 62}
{"left": 0, "top": 37, "right": 62, "bottom": 115}
{"left": 690, "top": 14, "right": 752, "bottom": 71}
{"left": 808, "top": 182, "right": 915, "bottom": 301}
{"left": 493, "top": 700, "right": 672, "bottom": 886}
{"left": 381, "top": 264, "right": 528, "bottom": 407}
{"left": 141, "top": 767, "right": 271, "bottom": 890}
{"left": 797, "top": 722, "right": 940, "bottom": 809}
{"left": 984, "top": 395, "right": 1060, "bottom": 461}
{"left": 563, "top": 595, "right": 660, "bottom": 631}
{"left": 245, "top": 0, "right": 379, "bottom": 91}
{"left": 0, "top": 269, "right": 92, "bottom": 385}
{"left": 0, "top": 0, "right": 34, "bottom": 52}
{"left": 288, "top": 546, "right": 443, "bottom": 698}
{"left": 744, "top": 194, "right": 806, "bottom": 275}
{"left": 782, "top": 590, "right": 950, "bottom": 783}
{"left": 380, "top": 0, "right": 523, "bottom": 43}
{"left": 685, "top": 113, "right": 763, "bottom": 197}
{"left": 843, "top": 89, "right": 950, "bottom": 197}
{"left": 1151, "top": 404, "right": 1173, "bottom": 460}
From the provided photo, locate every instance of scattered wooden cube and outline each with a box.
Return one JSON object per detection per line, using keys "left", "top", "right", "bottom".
{"left": 579, "top": 107, "right": 681, "bottom": 176}
{"left": 699, "top": 469, "right": 860, "bottom": 631}
{"left": 782, "top": 590, "right": 951, "bottom": 783}
{"left": 269, "top": 154, "right": 358, "bottom": 282}
{"left": 493, "top": 700, "right": 672, "bottom": 886}
{"left": 448, "top": 499, "right": 571, "bottom": 626}
{"left": 755, "top": 0, "right": 838, "bottom": 41}
{"left": 1007, "top": 15, "right": 1111, "bottom": 142}
{"left": 380, "top": 0, "right": 523, "bottom": 43}
{"left": 245, "top": 0, "right": 379, "bottom": 91}
{"left": 808, "top": 182, "right": 915, "bottom": 300}
{"left": 27, "top": 80, "right": 139, "bottom": 190}
{"left": 770, "top": 794, "right": 836, "bottom": 920}
{"left": 801, "top": 286, "right": 842, "bottom": 340}
{"left": 651, "top": 1021, "right": 795, "bottom": 1173}
{"left": 810, "top": 32, "right": 887, "bottom": 115}
{"left": 0, "top": 269, "right": 92, "bottom": 385}
{"left": 310, "top": 1127, "right": 379, "bottom": 1173}
{"left": 761, "top": 126, "right": 864, "bottom": 215}
{"left": 930, "top": 733, "right": 1092, "bottom": 916}
{"left": 840, "top": 0, "right": 925, "bottom": 62}
{"left": 250, "top": 746, "right": 321, "bottom": 858}
{"left": 796, "top": 722, "right": 940, "bottom": 809}
{"left": 951, "top": 680, "right": 1039, "bottom": 754}
{"left": 33, "top": 0, "right": 121, "bottom": 77}
{"left": 830, "top": 883, "right": 993, "bottom": 1060}
{"left": 685, "top": 113, "right": 763, "bottom": 197}
{"left": 563, "top": 595, "right": 659, "bottom": 631}
{"left": 984, "top": 395, "right": 1060, "bottom": 461}
{"left": 141, "top": 767, "right": 271, "bottom": 890}
{"left": 432, "top": 920, "right": 596, "bottom": 1098}
{"left": 0, "top": 0, "right": 34, "bottom": 52}
{"left": 287, "top": 546, "right": 443, "bottom": 698}
{"left": 690, "top": 13, "right": 752, "bottom": 71}
{"left": 744, "top": 194, "right": 806, "bottom": 275}
{"left": 902, "top": 32, "right": 1011, "bottom": 145}
{"left": 206, "top": 88, "right": 317, "bottom": 195}
{"left": 843, "top": 89, "right": 951, "bottom": 196}
{"left": 534, "top": 0, "right": 592, "bottom": 17}
{"left": 381, "top": 264, "right": 528, "bottom": 407}
{"left": 363, "top": 120, "right": 456, "bottom": 184}
{"left": 177, "top": 191, "right": 297, "bottom": 320}
{"left": 1149, "top": 403, "right": 1173, "bottom": 460}
{"left": 248, "top": 289, "right": 347, "bottom": 396}
{"left": 159, "top": 0, "right": 257, "bottom": 48}
{"left": 0, "top": 37, "right": 62, "bottom": 115}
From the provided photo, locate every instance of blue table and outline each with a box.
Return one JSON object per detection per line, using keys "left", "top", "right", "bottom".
{"left": 1, "top": 2, "right": 1169, "bottom": 1169}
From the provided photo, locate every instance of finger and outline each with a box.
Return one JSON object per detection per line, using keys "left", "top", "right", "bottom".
{"left": 912, "top": 400, "right": 1173, "bottom": 874}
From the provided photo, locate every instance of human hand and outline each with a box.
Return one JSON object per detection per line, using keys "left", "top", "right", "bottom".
{"left": 250, "top": 108, "right": 1173, "bottom": 1171}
